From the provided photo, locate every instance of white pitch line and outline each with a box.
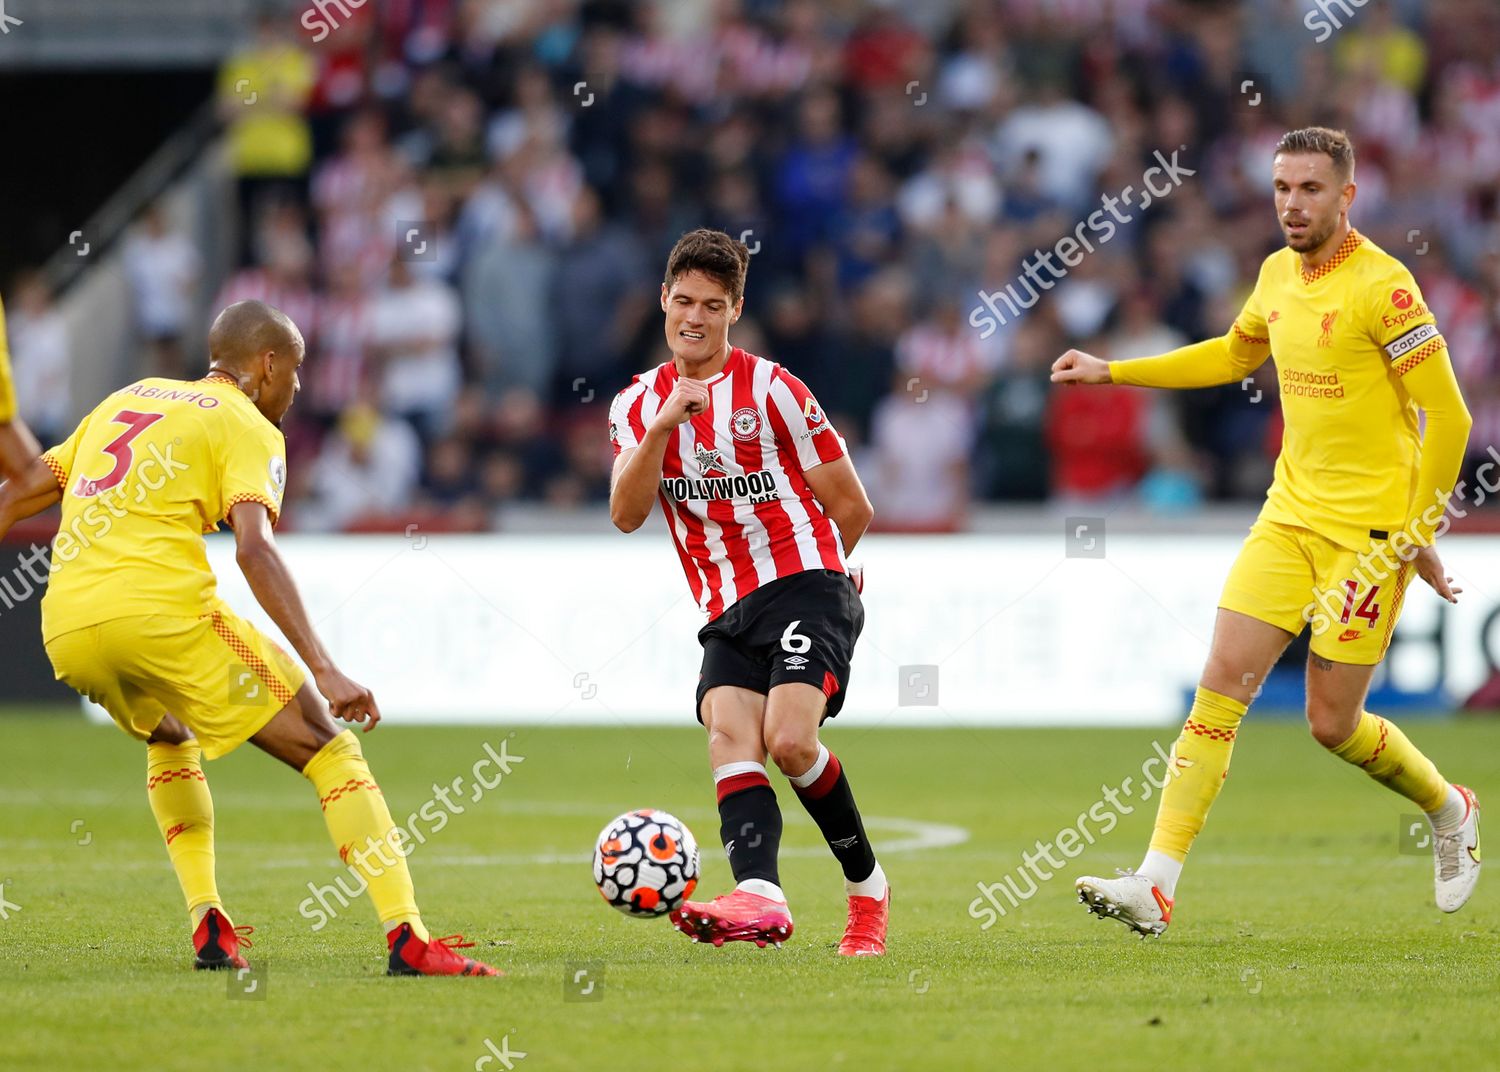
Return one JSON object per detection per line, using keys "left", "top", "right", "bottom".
{"left": 423, "top": 815, "right": 970, "bottom": 867}
{"left": 0, "top": 812, "right": 969, "bottom": 872}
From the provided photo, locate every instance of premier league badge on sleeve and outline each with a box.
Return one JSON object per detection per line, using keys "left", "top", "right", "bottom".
{"left": 267, "top": 456, "right": 287, "bottom": 500}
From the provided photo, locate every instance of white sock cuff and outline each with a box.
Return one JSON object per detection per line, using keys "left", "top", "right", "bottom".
{"left": 1425, "top": 783, "right": 1466, "bottom": 833}
{"left": 713, "top": 760, "right": 768, "bottom": 783}
{"left": 845, "top": 861, "right": 887, "bottom": 900}
{"left": 788, "top": 744, "right": 831, "bottom": 789}
{"left": 1139, "top": 849, "right": 1184, "bottom": 898}
{"left": 735, "top": 878, "right": 786, "bottom": 903}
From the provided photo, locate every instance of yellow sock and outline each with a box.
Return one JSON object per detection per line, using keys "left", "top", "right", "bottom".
{"left": 146, "top": 741, "right": 221, "bottom": 925}
{"left": 303, "top": 730, "right": 428, "bottom": 941}
{"left": 1329, "top": 711, "right": 1448, "bottom": 813}
{"left": 1148, "top": 687, "right": 1248, "bottom": 862}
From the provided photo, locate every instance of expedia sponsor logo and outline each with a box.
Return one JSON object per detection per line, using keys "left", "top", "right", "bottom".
{"left": 662, "top": 469, "right": 779, "bottom": 502}
{"left": 1381, "top": 303, "right": 1428, "bottom": 331}
{"left": 1383, "top": 322, "right": 1438, "bottom": 360}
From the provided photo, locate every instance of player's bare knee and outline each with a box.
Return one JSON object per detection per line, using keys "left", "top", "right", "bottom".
{"left": 1200, "top": 658, "right": 1263, "bottom": 705}
{"left": 147, "top": 713, "right": 195, "bottom": 745}
{"left": 295, "top": 684, "right": 341, "bottom": 745}
{"left": 1308, "top": 717, "right": 1349, "bottom": 749}
{"left": 1305, "top": 701, "right": 1357, "bottom": 749}
{"left": 765, "top": 731, "right": 818, "bottom": 776}
{"left": 707, "top": 724, "right": 760, "bottom": 767}
{"left": 250, "top": 685, "right": 343, "bottom": 771}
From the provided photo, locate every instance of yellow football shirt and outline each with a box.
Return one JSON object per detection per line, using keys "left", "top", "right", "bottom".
{"left": 1111, "top": 229, "right": 1469, "bottom": 551}
{"left": 39, "top": 377, "right": 288, "bottom": 641}
{"left": 218, "top": 47, "right": 315, "bottom": 177}
{"left": 0, "top": 296, "right": 16, "bottom": 423}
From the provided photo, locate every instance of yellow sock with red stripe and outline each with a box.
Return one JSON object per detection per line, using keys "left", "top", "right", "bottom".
{"left": 146, "top": 741, "right": 221, "bottom": 925}
{"left": 1329, "top": 711, "right": 1449, "bottom": 813}
{"left": 1145, "top": 687, "right": 1248, "bottom": 892}
{"left": 303, "top": 730, "right": 428, "bottom": 942}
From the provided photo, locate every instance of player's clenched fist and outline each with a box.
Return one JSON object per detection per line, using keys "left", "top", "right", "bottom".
{"left": 1050, "top": 349, "right": 1112, "bottom": 385}
{"left": 316, "top": 667, "right": 383, "bottom": 731}
{"left": 653, "top": 378, "right": 711, "bottom": 429}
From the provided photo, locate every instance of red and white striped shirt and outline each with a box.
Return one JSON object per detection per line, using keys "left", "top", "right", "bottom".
{"left": 610, "top": 347, "right": 849, "bottom": 620}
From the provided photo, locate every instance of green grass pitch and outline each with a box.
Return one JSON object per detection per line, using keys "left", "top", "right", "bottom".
{"left": 1, "top": 710, "right": 1497, "bottom": 1070}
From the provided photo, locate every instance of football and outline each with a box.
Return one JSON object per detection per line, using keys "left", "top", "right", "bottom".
{"left": 593, "top": 809, "right": 700, "bottom": 917}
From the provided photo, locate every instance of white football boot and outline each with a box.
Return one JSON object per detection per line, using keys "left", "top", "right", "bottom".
{"left": 1076, "top": 871, "right": 1172, "bottom": 937}
{"left": 1433, "top": 785, "right": 1481, "bottom": 913}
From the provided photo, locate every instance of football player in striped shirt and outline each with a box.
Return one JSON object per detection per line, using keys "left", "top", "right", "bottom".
{"left": 610, "top": 229, "right": 889, "bottom": 955}
{"left": 0, "top": 296, "right": 44, "bottom": 479}
{"left": 1053, "top": 128, "right": 1481, "bottom": 935}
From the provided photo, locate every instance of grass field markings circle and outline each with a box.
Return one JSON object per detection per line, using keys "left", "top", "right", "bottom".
{"left": 422, "top": 813, "right": 968, "bottom": 867}
{"left": 38, "top": 809, "right": 972, "bottom": 869}
{"left": 23, "top": 807, "right": 968, "bottom": 871}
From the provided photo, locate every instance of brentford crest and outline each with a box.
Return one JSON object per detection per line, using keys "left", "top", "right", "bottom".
{"left": 731, "top": 406, "right": 761, "bottom": 441}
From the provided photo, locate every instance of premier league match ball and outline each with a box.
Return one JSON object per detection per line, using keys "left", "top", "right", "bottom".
{"left": 593, "top": 809, "right": 700, "bottom": 917}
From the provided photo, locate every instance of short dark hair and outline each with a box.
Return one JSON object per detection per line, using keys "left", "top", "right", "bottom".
{"left": 1274, "top": 126, "right": 1355, "bottom": 183}
{"left": 663, "top": 228, "right": 750, "bottom": 304}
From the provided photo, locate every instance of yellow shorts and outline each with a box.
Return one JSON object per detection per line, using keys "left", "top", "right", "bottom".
{"left": 46, "top": 600, "right": 307, "bottom": 759}
{"left": 1219, "top": 519, "right": 1413, "bottom": 666}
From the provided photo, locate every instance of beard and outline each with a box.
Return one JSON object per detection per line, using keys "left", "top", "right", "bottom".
{"left": 1283, "top": 217, "right": 1337, "bottom": 253}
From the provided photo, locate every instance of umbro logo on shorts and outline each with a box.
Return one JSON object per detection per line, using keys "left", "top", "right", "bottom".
{"left": 784, "top": 655, "right": 809, "bottom": 669}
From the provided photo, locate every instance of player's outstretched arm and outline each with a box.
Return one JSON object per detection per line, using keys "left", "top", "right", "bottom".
{"left": 1058, "top": 329, "right": 1272, "bottom": 391}
{"left": 803, "top": 455, "right": 874, "bottom": 556}
{"left": 609, "top": 378, "right": 710, "bottom": 531}
{"left": 0, "top": 419, "right": 43, "bottom": 483}
{"left": 229, "top": 501, "right": 382, "bottom": 731}
{"left": 0, "top": 453, "right": 63, "bottom": 541}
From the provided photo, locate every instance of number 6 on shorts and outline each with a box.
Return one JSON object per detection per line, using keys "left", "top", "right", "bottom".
{"left": 780, "top": 620, "right": 811, "bottom": 654}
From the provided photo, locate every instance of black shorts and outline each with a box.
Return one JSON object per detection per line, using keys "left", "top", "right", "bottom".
{"left": 695, "top": 569, "right": 864, "bottom": 724}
